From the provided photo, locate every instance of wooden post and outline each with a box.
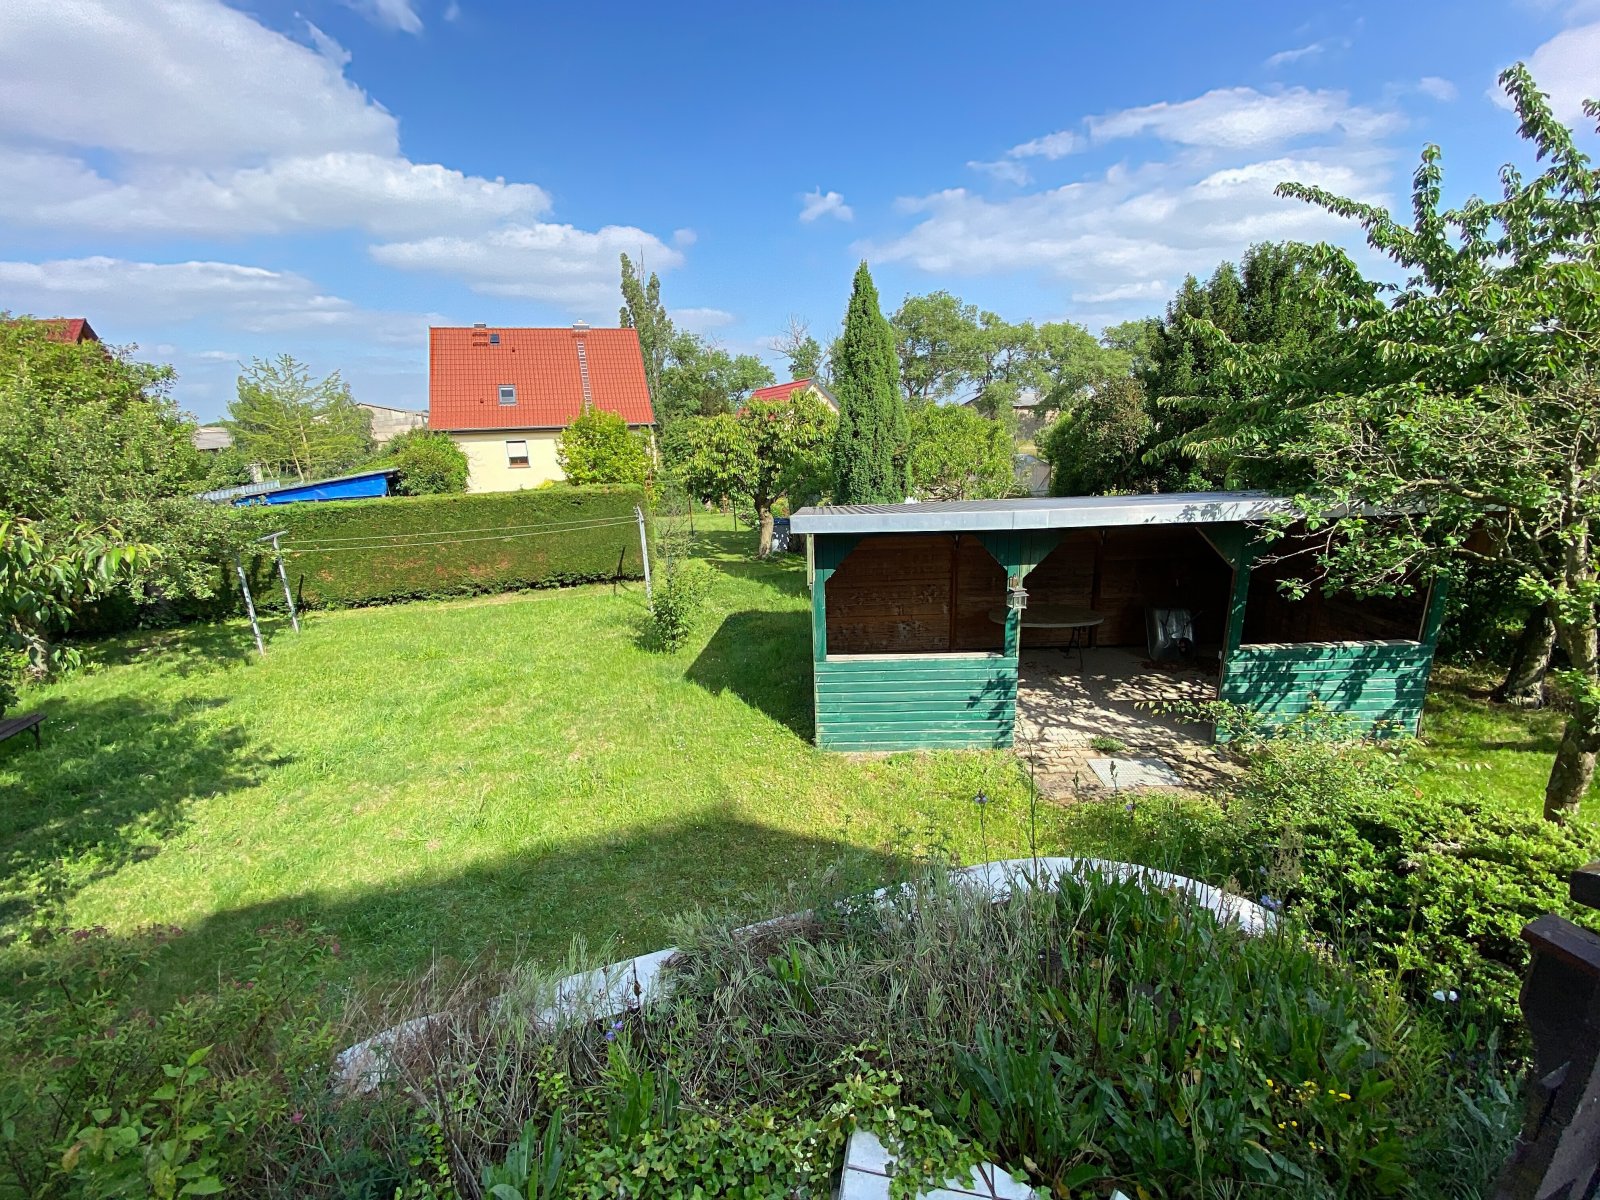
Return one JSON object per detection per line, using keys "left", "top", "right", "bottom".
{"left": 635, "top": 505, "right": 652, "bottom": 606}
{"left": 1496, "top": 860, "right": 1600, "bottom": 1199}
{"left": 271, "top": 534, "right": 300, "bottom": 633}
{"left": 234, "top": 554, "right": 265, "bottom": 657}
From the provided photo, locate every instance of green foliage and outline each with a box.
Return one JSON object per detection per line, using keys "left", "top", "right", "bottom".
{"left": 669, "top": 393, "right": 834, "bottom": 554}
{"left": 1039, "top": 376, "right": 1157, "bottom": 496}
{"left": 1, "top": 924, "right": 342, "bottom": 1199}
{"left": 0, "top": 515, "right": 150, "bottom": 707}
{"left": 1181, "top": 66, "right": 1600, "bottom": 818}
{"left": 620, "top": 253, "right": 674, "bottom": 411}
{"left": 832, "top": 263, "right": 908, "bottom": 504}
{"left": 905, "top": 404, "right": 1015, "bottom": 501}
{"left": 656, "top": 332, "right": 775, "bottom": 426}
{"left": 772, "top": 317, "right": 824, "bottom": 383}
{"left": 227, "top": 355, "right": 374, "bottom": 483}
{"left": 382, "top": 430, "right": 468, "bottom": 496}
{"left": 257, "top": 486, "right": 646, "bottom": 608}
{"left": 0, "top": 321, "right": 243, "bottom": 609}
{"left": 1141, "top": 242, "right": 1335, "bottom": 490}
{"left": 556, "top": 409, "right": 650, "bottom": 487}
{"left": 644, "top": 559, "right": 712, "bottom": 651}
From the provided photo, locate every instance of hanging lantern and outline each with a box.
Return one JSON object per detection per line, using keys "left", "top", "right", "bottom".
{"left": 1006, "top": 575, "right": 1029, "bottom": 612}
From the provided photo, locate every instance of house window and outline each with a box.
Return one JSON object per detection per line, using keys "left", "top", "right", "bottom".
{"left": 489, "top": 332, "right": 500, "bottom": 345}
{"left": 506, "top": 440, "right": 530, "bottom": 468}
{"left": 498, "top": 384, "right": 517, "bottom": 405}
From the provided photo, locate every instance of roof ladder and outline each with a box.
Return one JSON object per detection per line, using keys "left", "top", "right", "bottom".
{"left": 574, "top": 337, "right": 594, "bottom": 409}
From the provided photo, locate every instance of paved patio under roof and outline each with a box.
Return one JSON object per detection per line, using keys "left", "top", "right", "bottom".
{"left": 1014, "top": 646, "right": 1237, "bottom": 798}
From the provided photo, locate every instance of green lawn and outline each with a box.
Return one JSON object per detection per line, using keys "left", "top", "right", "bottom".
{"left": 1416, "top": 665, "right": 1600, "bottom": 823}
{"left": 1, "top": 527, "right": 1057, "bottom": 998}
{"left": 5, "top": 524, "right": 1592, "bottom": 1000}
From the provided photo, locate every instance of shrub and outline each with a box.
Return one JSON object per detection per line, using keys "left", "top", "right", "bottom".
{"left": 382, "top": 429, "right": 469, "bottom": 496}
{"left": 250, "top": 485, "right": 647, "bottom": 609}
{"left": 644, "top": 559, "right": 712, "bottom": 651}
{"left": 557, "top": 409, "right": 650, "bottom": 486}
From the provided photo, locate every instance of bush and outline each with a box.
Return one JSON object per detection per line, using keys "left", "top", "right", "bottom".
{"left": 557, "top": 409, "right": 650, "bottom": 486}
{"left": 382, "top": 430, "right": 469, "bottom": 496}
{"left": 251, "top": 486, "right": 647, "bottom": 609}
{"left": 1064, "top": 709, "right": 1598, "bottom": 1037}
{"left": 644, "top": 559, "right": 712, "bottom": 651}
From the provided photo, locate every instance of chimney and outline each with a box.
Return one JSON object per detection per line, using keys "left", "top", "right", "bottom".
{"left": 473, "top": 322, "right": 487, "bottom": 329}
{"left": 572, "top": 320, "right": 590, "bottom": 333}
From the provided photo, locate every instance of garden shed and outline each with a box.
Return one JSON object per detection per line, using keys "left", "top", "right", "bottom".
{"left": 787, "top": 493, "right": 1447, "bottom": 753}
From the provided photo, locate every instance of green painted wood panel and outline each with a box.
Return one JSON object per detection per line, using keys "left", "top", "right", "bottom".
{"left": 815, "top": 652, "right": 1017, "bottom": 750}
{"left": 1218, "top": 641, "right": 1435, "bottom": 736}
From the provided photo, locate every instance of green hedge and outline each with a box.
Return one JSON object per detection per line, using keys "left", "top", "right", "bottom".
{"left": 253, "top": 485, "right": 648, "bottom": 609}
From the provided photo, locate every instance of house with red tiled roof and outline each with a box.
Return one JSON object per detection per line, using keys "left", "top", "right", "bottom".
{"left": 744, "top": 378, "right": 838, "bottom": 412}
{"left": 4, "top": 316, "right": 101, "bottom": 344}
{"left": 428, "top": 322, "right": 655, "bottom": 492}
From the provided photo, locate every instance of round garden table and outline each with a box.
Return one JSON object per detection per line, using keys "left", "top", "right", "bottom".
{"left": 988, "top": 604, "right": 1106, "bottom": 671}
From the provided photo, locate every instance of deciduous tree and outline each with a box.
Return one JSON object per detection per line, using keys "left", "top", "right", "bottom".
{"left": 1192, "top": 66, "right": 1600, "bottom": 821}
{"left": 772, "top": 315, "right": 824, "bottom": 382}
{"left": 383, "top": 429, "right": 468, "bottom": 495}
{"left": 557, "top": 407, "right": 650, "bottom": 486}
{"left": 620, "top": 253, "right": 673, "bottom": 410}
{"left": 905, "top": 404, "right": 1016, "bottom": 501}
{"left": 227, "top": 355, "right": 373, "bottom": 483}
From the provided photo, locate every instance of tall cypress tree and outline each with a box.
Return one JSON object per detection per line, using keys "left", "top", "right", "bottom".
{"left": 831, "top": 261, "right": 907, "bottom": 503}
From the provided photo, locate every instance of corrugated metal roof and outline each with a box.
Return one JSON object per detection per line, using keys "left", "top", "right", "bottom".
{"left": 789, "top": 491, "right": 1294, "bottom": 534}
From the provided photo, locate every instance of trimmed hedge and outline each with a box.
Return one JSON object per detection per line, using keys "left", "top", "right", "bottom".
{"left": 253, "top": 485, "right": 647, "bottom": 609}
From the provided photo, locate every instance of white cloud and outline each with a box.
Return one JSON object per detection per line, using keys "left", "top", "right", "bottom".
{"left": 1264, "top": 40, "right": 1330, "bottom": 68}
{"left": 1088, "top": 86, "right": 1397, "bottom": 149}
{"left": 0, "top": 148, "right": 550, "bottom": 237}
{"left": 673, "top": 228, "right": 698, "bottom": 247}
{"left": 671, "top": 307, "right": 736, "bottom": 332}
{"left": 968, "top": 159, "right": 1032, "bottom": 185}
{"left": 1072, "top": 280, "right": 1170, "bottom": 304}
{"left": 0, "top": 0, "right": 397, "bottom": 162}
{"left": 304, "top": 20, "right": 353, "bottom": 67}
{"left": 340, "top": 0, "right": 424, "bottom": 34}
{"left": 1495, "top": 21, "right": 1600, "bottom": 122}
{"left": 371, "top": 224, "right": 685, "bottom": 315}
{"left": 871, "top": 137, "right": 1395, "bottom": 311}
{"left": 0, "top": 256, "right": 436, "bottom": 344}
{"left": 1417, "top": 76, "right": 1458, "bottom": 101}
{"left": 444, "top": 1, "right": 463, "bottom": 19}
{"left": 1008, "top": 130, "right": 1083, "bottom": 161}
{"left": 799, "top": 188, "right": 854, "bottom": 223}
{"left": 0, "top": 0, "right": 681, "bottom": 310}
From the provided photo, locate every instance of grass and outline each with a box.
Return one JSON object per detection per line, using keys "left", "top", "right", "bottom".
{"left": 1, "top": 525, "right": 1058, "bottom": 999}
{"left": 1417, "top": 664, "right": 1600, "bottom": 823}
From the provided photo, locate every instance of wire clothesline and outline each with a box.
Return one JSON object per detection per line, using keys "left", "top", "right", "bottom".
{"left": 281, "top": 512, "right": 643, "bottom": 547}
{"left": 284, "top": 516, "right": 637, "bottom": 555}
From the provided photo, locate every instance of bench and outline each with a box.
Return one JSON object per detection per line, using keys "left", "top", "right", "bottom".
{"left": 0, "top": 711, "right": 43, "bottom": 750}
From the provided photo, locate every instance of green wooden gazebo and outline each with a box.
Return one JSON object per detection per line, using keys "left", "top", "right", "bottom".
{"left": 788, "top": 493, "right": 1446, "bottom": 753}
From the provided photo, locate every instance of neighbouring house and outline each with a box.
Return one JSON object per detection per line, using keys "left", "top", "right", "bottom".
{"left": 201, "top": 467, "right": 398, "bottom": 506}
{"left": 790, "top": 493, "right": 1446, "bottom": 752}
{"left": 358, "top": 401, "right": 428, "bottom": 445}
{"left": 192, "top": 425, "right": 234, "bottom": 453}
{"left": 962, "top": 387, "right": 1047, "bottom": 436}
{"left": 743, "top": 378, "right": 839, "bottom": 412}
{"left": 428, "top": 322, "right": 655, "bottom": 493}
{"left": 4, "top": 316, "right": 102, "bottom": 344}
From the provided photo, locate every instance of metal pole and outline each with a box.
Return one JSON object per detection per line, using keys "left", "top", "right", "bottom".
{"left": 272, "top": 534, "right": 300, "bottom": 633}
{"left": 234, "top": 553, "right": 265, "bottom": 656}
{"left": 635, "top": 505, "right": 652, "bottom": 605}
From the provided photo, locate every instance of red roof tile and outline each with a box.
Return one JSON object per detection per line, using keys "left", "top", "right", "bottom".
{"left": 428, "top": 325, "right": 654, "bottom": 431}
{"left": 746, "top": 378, "right": 837, "bottom": 411}
{"left": 7, "top": 317, "right": 100, "bottom": 344}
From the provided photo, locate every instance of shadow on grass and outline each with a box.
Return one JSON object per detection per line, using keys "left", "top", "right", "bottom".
{"left": 8, "top": 806, "right": 904, "bottom": 1005}
{"left": 76, "top": 615, "right": 297, "bottom": 678}
{"left": 0, "top": 695, "right": 280, "bottom": 947}
{"left": 687, "top": 610, "right": 814, "bottom": 740}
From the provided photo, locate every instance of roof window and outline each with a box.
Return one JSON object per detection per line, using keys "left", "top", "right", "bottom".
{"left": 489, "top": 332, "right": 500, "bottom": 345}
{"left": 498, "top": 385, "right": 516, "bottom": 405}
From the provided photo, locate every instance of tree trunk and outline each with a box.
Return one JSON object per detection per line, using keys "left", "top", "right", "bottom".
{"left": 1494, "top": 607, "right": 1557, "bottom": 708}
{"left": 1544, "top": 703, "right": 1600, "bottom": 820}
{"left": 756, "top": 505, "right": 775, "bottom": 558}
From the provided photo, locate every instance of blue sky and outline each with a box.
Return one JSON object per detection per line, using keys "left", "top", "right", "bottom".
{"left": 1, "top": 0, "right": 1596, "bottom": 420}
